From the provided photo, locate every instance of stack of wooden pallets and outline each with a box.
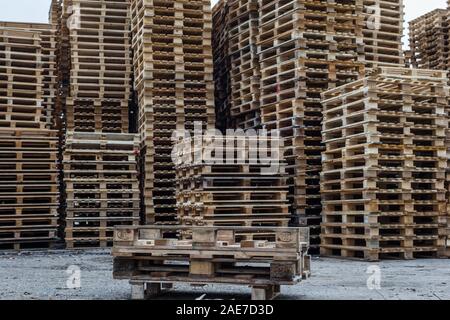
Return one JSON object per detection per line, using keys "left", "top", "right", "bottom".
{"left": 256, "top": 0, "right": 366, "bottom": 252}
{"left": 228, "top": 0, "right": 261, "bottom": 130}
{"left": 0, "top": 26, "right": 60, "bottom": 250}
{"left": 213, "top": 0, "right": 231, "bottom": 132}
{"left": 63, "top": 132, "right": 140, "bottom": 248}
{"left": 362, "top": 0, "right": 405, "bottom": 70}
{"left": 130, "top": 0, "right": 216, "bottom": 225}
{"left": 0, "top": 22, "right": 58, "bottom": 130}
{"left": 54, "top": 0, "right": 69, "bottom": 132}
{"left": 409, "top": 9, "right": 449, "bottom": 70}
{"left": 321, "top": 67, "right": 449, "bottom": 261}
{"left": 53, "top": 0, "right": 139, "bottom": 248}
{"left": 446, "top": 168, "right": 450, "bottom": 257}
{"left": 112, "top": 225, "right": 311, "bottom": 300}
{"left": 407, "top": 3, "right": 450, "bottom": 258}
{"left": 212, "top": 0, "right": 407, "bottom": 254}
{"left": 175, "top": 136, "right": 290, "bottom": 240}
{"left": 0, "top": 129, "right": 59, "bottom": 250}
{"left": 0, "top": 28, "right": 44, "bottom": 129}
{"left": 447, "top": 0, "right": 450, "bottom": 72}
{"left": 63, "top": 0, "right": 132, "bottom": 133}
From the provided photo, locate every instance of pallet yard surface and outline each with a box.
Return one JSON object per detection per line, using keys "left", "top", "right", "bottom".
{"left": 112, "top": 225, "right": 311, "bottom": 300}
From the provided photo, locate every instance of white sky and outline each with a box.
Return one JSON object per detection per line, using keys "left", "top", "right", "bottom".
{"left": 0, "top": 0, "right": 447, "bottom": 49}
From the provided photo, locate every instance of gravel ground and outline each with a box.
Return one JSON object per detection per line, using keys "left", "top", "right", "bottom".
{"left": 0, "top": 249, "right": 449, "bottom": 300}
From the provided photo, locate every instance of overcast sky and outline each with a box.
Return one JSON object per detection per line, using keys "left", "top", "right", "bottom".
{"left": 0, "top": 0, "right": 447, "bottom": 49}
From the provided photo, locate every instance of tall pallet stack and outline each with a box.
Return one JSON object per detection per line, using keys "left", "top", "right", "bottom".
{"left": 175, "top": 136, "right": 290, "bottom": 239}
{"left": 408, "top": 4, "right": 450, "bottom": 257}
{"left": 212, "top": 0, "right": 407, "bottom": 253}
{"left": 447, "top": 1, "right": 450, "bottom": 257}
{"left": 362, "top": 0, "right": 405, "bottom": 70}
{"left": 321, "top": 67, "right": 449, "bottom": 260}
{"left": 256, "top": 0, "right": 366, "bottom": 252}
{"left": 63, "top": 132, "right": 140, "bottom": 248}
{"left": 447, "top": 0, "right": 450, "bottom": 71}
{"left": 409, "top": 9, "right": 449, "bottom": 70}
{"left": 228, "top": 0, "right": 261, "bottom": 130}
{"left": 212, "top": 0, "right": 231, "bottom": 132}
{"left": 447, "top": 151, "right": 450, "bottom": 257}
{"left": 0, "top": 27, "right": 59, "bottom": 250}
{"left": 130, "top": 0, "right": 215, "bottom": 225}
{"left": 57, "top": 0, "right": 140, "bottom": 248}
{"left": 64, "top": 0, "right": 131, "bottom": 133}
{"left": 0, "top": 22, "right": 58, "bottom": 130}
{"left": 55, "top": 0, "right": 70, "bottom": 133}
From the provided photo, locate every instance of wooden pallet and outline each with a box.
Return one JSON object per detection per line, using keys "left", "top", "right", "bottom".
{"left": 112, "top": 225, "right": 311, "bottom": 300}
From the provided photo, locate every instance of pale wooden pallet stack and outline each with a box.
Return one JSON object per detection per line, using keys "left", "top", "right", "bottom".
{"left": 446, "top": 169, "right": 450, "bottom": 257}
{"left": 321, "top": 67, "right": 449, "bottom": 261}
{"left": 409, "top": 9, "right": 449, "bottom": 71}
{"left": 51, "top": 0, "right": 139, "bottom": 248}
{"left": 212, "top": 0, "right": 406, "bottom": 255}
{"left": 63, "top": 132, "right": 140, "bottom": 248}
{"left": 0, "top": 22, "right": 58, "bottom": 130}
{"left": 174, "top": 136, "right": 290, "bottom": 240}
{"left": 130, "top": 0, "right": 216, "bottom": 225}
{"left": 447, "top": 0, "right": 450, "bottom": 71}
{"left": 407, "top": 3, "right": 450, "bottom": 258}
{"left": 212, "top": 0, "right": 232, "bottom": 132}
{"left": 54, "top": 0, "right": 70, "bottom": 131}
{"left": 256, "top": 0, "right": 366, "bottom": 253}
{"left": 64, "top": 0, "right": 132, "bottom": 133}
{"left": 0, "top": 129, "right": 59, "bottom": 251}
{"left": 228, "top": 0, "right": 261, "bottom": 130}
{"left": 362, "top": 0, "right": 405, "bottom": 70}
{"left": 447, "top": 3, "right": 450, "bottom": 256}
{"left": 0, "top": 27, "right": 60, "bottom": 250}
{"left": 0, "top": 28, "right": 44, "bottom": 130}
